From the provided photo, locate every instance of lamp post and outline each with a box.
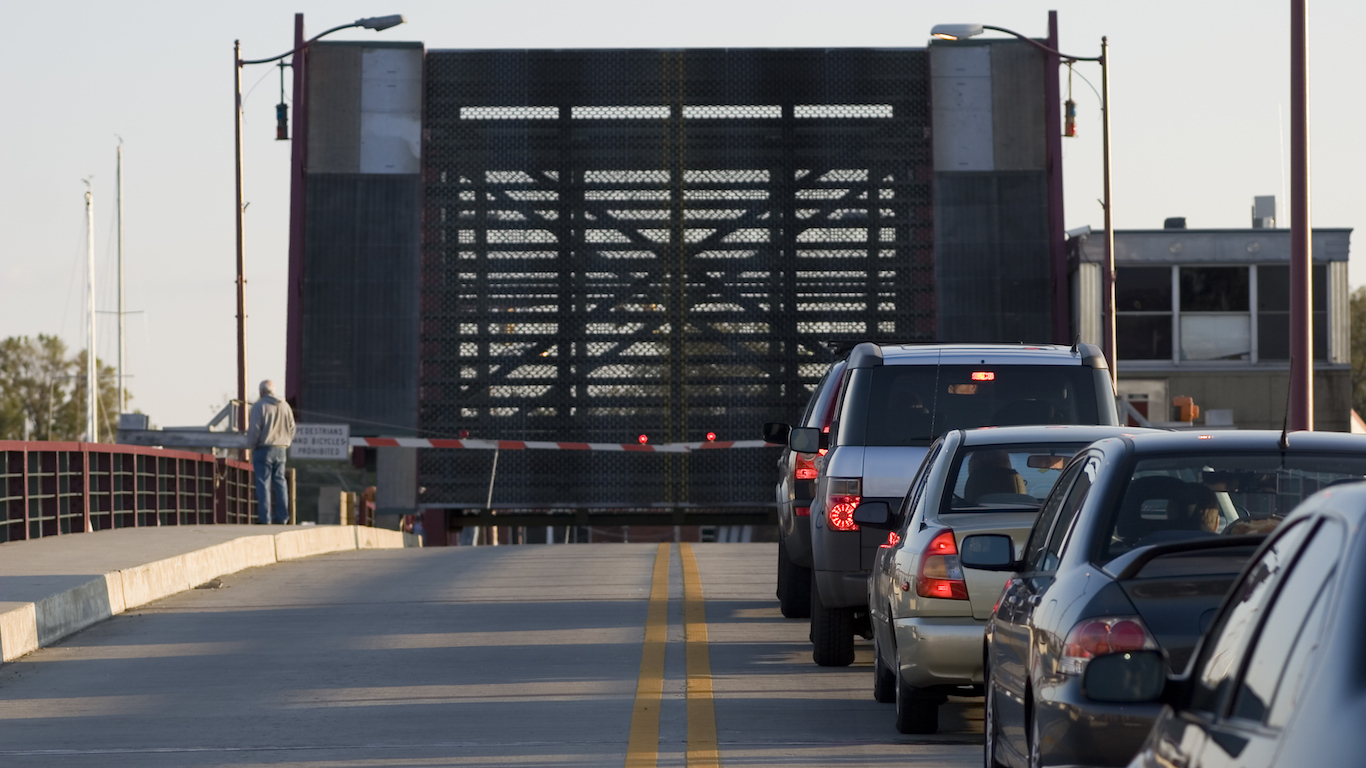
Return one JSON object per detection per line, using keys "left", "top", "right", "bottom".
{"left": 233, "top": 14, "right": 405, "bottom": 446}
{"left": 931, "top": 23, "right": 1115, "bottom": 394}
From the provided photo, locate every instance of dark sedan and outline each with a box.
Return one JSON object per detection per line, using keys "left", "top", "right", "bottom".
{"left": 1082, "top": 478, "right": 1366, "bottom": 768}
{"left": 970, "top": 430, "right": 1366, "bottom": 768}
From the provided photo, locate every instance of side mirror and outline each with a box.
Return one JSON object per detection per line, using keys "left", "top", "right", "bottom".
{"left": 762, "top": 422, "right": 791, "bottom": 445}
{"left": 789, "top": 426, "right": 823, "bottom": 454}
{"left": 852, "top": 501, "right": 894, "bottom": 529}
{"left": 959, "top": 534, "right": 1018, "bottom": 571}
{"left": 1082, "top": 650, "right": 1168, "bottom": 704}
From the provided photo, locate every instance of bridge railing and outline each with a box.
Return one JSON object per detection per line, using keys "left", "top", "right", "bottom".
{"left": 0, "top": 441, "right": 255, "bottom": 543}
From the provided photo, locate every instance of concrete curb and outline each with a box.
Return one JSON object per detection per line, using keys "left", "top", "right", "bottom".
{"left": 0, "top": 526, "right": 418, "bottom": 663}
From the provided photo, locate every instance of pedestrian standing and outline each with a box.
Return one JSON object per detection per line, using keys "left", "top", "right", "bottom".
{"left": 247, "top": 379, "right": 296, "bottom": 524}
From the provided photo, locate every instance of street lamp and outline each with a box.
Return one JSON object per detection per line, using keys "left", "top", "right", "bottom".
{"left": 233, "top": 14, "right": 405, "bottom": 447}
{"left": 931, "top": 23, "right": 1115, "bottom": 394}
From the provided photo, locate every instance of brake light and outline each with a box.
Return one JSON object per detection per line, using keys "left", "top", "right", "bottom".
{"left": 795, "top": 506, "right": 810, "bottom": 517}
{"left": 1060, "top": 616, "right": 1157, "bottom": 675}
{"left": 795, "top": 453, "right": 818, "bottom": 480}
{"left": 880, "top": 531, "right": 901, "bottom": 549}
{"left": 826, "top": 477, "right": 861, "bottom": 531}
{"left": 971, "top": 371, "right": 995, "bottom": 381}
{"left": 916, "top": 530, "right": 968, "bottom": 600}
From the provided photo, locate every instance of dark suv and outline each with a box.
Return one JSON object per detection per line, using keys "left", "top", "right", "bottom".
{"left": 791, "top": 342, "right": 1117, "bottom": 666}
{"left": 766, "top": 358, "right": 848, "bottom": 618}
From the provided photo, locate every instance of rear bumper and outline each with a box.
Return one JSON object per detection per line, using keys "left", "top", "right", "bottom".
{"left": 779, "top": 507, "right": 813, "bottom": 567}
{"left": 815, "top": 569, "right": 868, "bottom": 608}
{"left": 892, "top": 615, "right": 985, "bottom": 689}
{"left": 1034, "top": 676, "right": 1161, "bottom": 767}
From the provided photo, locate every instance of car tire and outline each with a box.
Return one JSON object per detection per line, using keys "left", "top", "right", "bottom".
{"left": 894, "top": 674, "right": 939, "bottom": 734}
{"left": 776, "top": 537, "right": 790, "bottom": 602}
{"left": 872, "top": 630, "right": 896, "bottom": 703}
{"left": 778, "top": 539, "right": 811, "bottom": 619}
{"left": 810, "top": 572, "right": 854, "bottom": 667}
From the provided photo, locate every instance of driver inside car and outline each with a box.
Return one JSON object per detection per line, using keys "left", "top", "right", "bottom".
{"left": 964, "top": 450, "right": 1028, "bottom": 505}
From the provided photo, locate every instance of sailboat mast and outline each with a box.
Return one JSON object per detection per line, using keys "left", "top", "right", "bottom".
{"left": 85, "top": 181, "right": 97, "bottom": 443}
{"left": 117, "top": 142, "right": 126, "bottom": 415}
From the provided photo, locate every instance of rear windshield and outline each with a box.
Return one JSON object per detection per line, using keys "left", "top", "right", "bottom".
{"left": 943, "top": 444, "right": 1083, "bottom": 513}
{"left": 862, "top": 365, "right": 1101, "bottom": 446}
{"left": 1099, "top": 453, "right": 1366, "bottom": 564}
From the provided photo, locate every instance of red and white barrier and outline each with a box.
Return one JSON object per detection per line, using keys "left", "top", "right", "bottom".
{"left": 348, "top": 437, "right": 776, "bottom": 452}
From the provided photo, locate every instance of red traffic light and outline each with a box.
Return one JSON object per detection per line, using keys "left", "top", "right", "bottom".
{"left": 638, "top": 434, "right": 648, "bottom": 444}
{"left": 706, "top": 432, "right": 717, "bottom": 442}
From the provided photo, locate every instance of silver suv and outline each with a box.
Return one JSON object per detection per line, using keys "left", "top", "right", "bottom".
{"left": 789, "top": 342, "right": 1118, "bottom": 666}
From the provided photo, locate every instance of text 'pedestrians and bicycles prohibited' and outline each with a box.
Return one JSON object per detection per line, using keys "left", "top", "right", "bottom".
{"left": 291, "top": 424, "right": 351, "bottom": 460}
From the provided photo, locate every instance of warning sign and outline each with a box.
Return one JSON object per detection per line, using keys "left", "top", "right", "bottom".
{"left": 291, "top": 424, "right": 351, "bottom": 460}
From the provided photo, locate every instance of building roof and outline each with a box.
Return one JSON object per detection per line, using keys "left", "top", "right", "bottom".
{"left": 1071, "top": 228, "right": 1351, "bottom": 264}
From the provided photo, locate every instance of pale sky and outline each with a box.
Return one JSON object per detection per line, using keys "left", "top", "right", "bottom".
{"left": 2, "top": 1, "right": 1362, "bottom": 428}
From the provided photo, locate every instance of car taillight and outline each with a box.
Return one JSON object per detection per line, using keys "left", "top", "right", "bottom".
{"left": 916, "top": 529, "right": 968, "bottom": 600}
{"left": 1060, "top": 616, "right": 1157, "bottom": 675}
{"left": 826, "top": 477, "right": 860, "bottom": 531}
{"left": 880, "top": 531, "right": 901, "bottom": 549}
{"left": 795, "top": 506, "right": 810, "bottom": 517}
{"left": 795, "top": 453, "right": 818, "bottom": 480}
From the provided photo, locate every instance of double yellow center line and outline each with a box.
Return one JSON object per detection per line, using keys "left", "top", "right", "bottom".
{"left": 625, "top": 543, "right": 719, "bottom": 768}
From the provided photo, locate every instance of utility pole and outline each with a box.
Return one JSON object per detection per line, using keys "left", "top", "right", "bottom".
{"left": 85, "top": 180, "right": 98, "bottom": 443}
{"left": 1289, "top": 0, "right": 1313, "bottom": 430}
{"left": 117, "top": 141, "right": 127, "bottom": 414}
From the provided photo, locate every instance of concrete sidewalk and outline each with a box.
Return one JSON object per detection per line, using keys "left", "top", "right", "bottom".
{"left": 0, "top": 525, "right": 419, "bottom": 663}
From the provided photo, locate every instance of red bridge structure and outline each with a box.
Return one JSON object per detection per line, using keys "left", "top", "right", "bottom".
{"left": 0, "top": 441, "right": 255, "bottom": 543}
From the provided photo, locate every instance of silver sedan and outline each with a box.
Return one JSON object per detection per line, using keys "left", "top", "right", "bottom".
{"left": 859, "top": 425, "right": 1150, "bottom": 734}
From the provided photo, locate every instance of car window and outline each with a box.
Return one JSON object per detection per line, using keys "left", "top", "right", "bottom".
{"left": 1038, "top": 457, "right": 1097, "bottom": 572}
{"left": 1098, "top": 453, "right": 1366, "bottom": 565}
{"left": 942, "top": 443, "right": 1081, "bottom": 513}
{"left": 860, "top": 364, "right": 1102, "bottom": 446}
{"left": 1230, "top": 519, "right": 1343, "bottom": 726}
{"left": 804, "top": 361, "right": 847, "bottom": 428}
{"left": 899, "top": 441, "right": 944, "bottom": 528}
{"left": 798, "top": 369, "right": 829, "bottom": 426}
{"left": 1023, "top": 458, "right": 1087, "bottom": 572}
{"left": 1038, "top": 453, "right": 1092, "bottom": 568}
{"left": 1189, "top": 518, "right": 1313, "bottom": 713}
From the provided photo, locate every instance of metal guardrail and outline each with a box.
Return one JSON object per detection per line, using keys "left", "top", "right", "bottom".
{"left": 0, "top": 441, "right": 255, "bottom": 543}
{"left": 419, "top": 503, "right": 778, "bottom": 546}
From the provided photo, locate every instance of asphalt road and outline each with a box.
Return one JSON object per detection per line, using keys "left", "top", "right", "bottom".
{"left": 0, "top": 543, "right": 982, "bottom": 767}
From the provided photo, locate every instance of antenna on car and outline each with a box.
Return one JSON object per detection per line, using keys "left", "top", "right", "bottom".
{"left": 1279, "top": 356, "right": 1293, "bottom": 452}
{"left": 1070, "top": 332, "right": 1080, "bottom": 356}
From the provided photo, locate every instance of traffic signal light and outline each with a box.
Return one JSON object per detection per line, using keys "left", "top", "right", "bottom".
{"left": 276, "top": 102, "right": 289, "bottom": 140}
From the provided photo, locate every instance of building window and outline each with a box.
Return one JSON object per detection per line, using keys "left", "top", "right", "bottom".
{"left": 1179, "top": 267, "right": 1250, "bottom": 361}
{"left": 1256, "top": 265, "right": 1327, "bottom": 361}
{"left": 1116, "top": 264, "right": 1328, "bottom": 365}
{"left": 1117, "top": 267, "right": 1171, "bottom": 360}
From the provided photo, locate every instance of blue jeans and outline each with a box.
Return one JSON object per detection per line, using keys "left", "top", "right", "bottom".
{"left": 253, "top": 446, "right": 290, "bottom": 524}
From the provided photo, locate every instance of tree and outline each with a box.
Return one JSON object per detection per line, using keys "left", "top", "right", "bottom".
{"left": 0, "top": 335, "right": 126, "bottom": 441}
{"left": 1352, "top": 287, "right": 1366, "bottom": 417}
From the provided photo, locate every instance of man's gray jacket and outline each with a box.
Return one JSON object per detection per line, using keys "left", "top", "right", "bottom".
{"left": 247, "top": 395, "right": 296, "bottom": 448}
